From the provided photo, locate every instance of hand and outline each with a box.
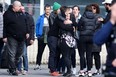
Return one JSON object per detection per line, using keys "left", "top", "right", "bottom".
{"left": 26, "top": 34, "right": 30, "bottom": 39}
{"left": 64, "top": 20, "right": 72, "bottom": 24}
{"left": 30, "top": 40, "right": 34, "bottom": 45}
{"left": 73, "top": 26, "right": 76, "bottom": 32}
{"left": 112, "top": 59, "right": 116, "bottom": 67}
{"left": 3, "top": 38, "right": 7, "bottom": 43}
{"left": 98, "top": 17, "right": 104, "bottom": 22}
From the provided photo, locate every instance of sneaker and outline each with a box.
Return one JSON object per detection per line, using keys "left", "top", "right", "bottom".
{"left": 93, "top": 70, "right": 100, "bottom": 76}
{"left": 87, "top": 71, "right": 92, "bottom": 77}
{"left": 16, "top": 70, "right": 22, "bottom": 75}
{"left": 51, "top": 72, "right": 60, "bottom": 76}
{"left": 63, "top": 72, "right": 72, "bottom": 76}
{"left": 78, "top": 70, "right": 85, "bottom": 76}
{"left": 22, "top": 70, "right": 28, "bottom": 75}
{"left": 72, "top": 67, "right": 77, "bottom": 75}
{"left": 8, "top": 69, "right": 18, "bottom": 76}
{"left": 34, "top": 65, "right": 41, "bottom": 70}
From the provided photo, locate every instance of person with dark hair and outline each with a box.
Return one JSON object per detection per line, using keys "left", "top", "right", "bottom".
{"left": 71, "top": 5, "right": 81, "bottom": 75}
{"left": 35, "top": 4, "right": 51, "bottom": 70}
{"left": 0, "top": 3, "right": 4, "bottom": 67}
{"left": 94, "top": 0, "right": 116, "bottom": 77}
{"left": 17, "top": 5, "right": 35, "bottom": 75}
{"left": 90, "top": 3, "right": 103, "bottom": 75}
{"left": 77, "top": 5, "right": 101, "bottom": 77}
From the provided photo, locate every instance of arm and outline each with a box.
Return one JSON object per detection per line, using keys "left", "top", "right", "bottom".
{"left": 93, "top": 21, "right": 113, "bottom": 46}
{"left": 36, "top": 16, "right": 41, "bottom": 37}
{"left": 58, "top": 20, "right": 74, "bottom": 31}
{"left": 77, "top": 17, "right": 84, "bottom": 31}
{"left": 29, "top": 15, "right": 35, "bottom": 40}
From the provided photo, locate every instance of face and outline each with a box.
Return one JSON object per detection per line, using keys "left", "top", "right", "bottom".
{"left": 92, "top": 6, "right": 97, "bottom": 14}
{"left": 72, "top": 7, "right": 80, "bottom": 15}
{"left": 45, "top": 7, "right": 51, "bottom": 16}
{"left": 111, "top": 3, "right": 116, "bottom": 19}
{"left": 56, "top": 9, "right": 61, "bottom": 14}
{"left": 20, "top": 6, "right": 25, "bottom": 12}
{"left": 65, "top": 10, "right": 71, "bottom": 20}
{"left": 13, "top": 3, "right": 22, "bottom": 12}
{"left": 104, "top": 3, "right": 111, "bottom": 12}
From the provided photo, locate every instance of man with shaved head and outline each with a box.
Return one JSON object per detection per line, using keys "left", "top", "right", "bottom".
{"left": 3, "top": 1, "right": 29, "bottom": 76}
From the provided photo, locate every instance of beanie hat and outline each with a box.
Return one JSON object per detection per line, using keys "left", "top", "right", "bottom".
{"left": 53, "top": 2, "right": 61, "bottom": 11}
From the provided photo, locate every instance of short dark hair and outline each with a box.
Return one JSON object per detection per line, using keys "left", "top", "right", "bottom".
{"left": 44, "top": 4, "right": 51, "bottom": 10}
{"left": 85, "top": 5, "right": 92, "bottom": 12}
{"left": 90, "top": 3, "right": 100, "bottom": 14}
{"left": 72, "top": 5, "right": 80, "bottom": 11}
{"left": 0, "top": 3, "right": 3, "bottom": 12}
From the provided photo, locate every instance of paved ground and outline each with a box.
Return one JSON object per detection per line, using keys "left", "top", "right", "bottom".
{"left": 0, "top": 65, "right": 104, "bottom": 77}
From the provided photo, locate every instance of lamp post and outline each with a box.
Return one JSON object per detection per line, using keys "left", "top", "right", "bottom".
{"left": 40, "top": 0, "right": 44, "bottom": 15}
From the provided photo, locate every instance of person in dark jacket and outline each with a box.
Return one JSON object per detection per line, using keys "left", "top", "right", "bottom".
{"left": 17, "top": 5, "right": 35, "bottom": 75}
{"left": 77, "top": 5, "right": 100, "bottom": 77}
{"left": 47, "top": 2, "right": 61, "bottom": 76}
{"left": 3, "top": 1, "right": 29, "bottom": 76}
{"left": 58, "top": 7, "right": 76, "bottom": 77}
{"left": 90, "top": 3, "right": 103, "bottom": 75}
{"left": 93, "top": 0, "right": 116, "bottom": 77}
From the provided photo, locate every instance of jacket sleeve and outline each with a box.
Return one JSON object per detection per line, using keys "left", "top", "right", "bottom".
{"left": 57, "top": 20, "right": 74, "bottom": 31}
{"left": 3, "top": 11, "right": 8, "bottom": 38}
{"left": 36, "top": 16, "right": 41, "bottom": 37}
{"left": 78, "top": 17, "right": 84, "bottom": 31}
{"left": 93, "top": 21, "right": 113, "bottom": 46}
{"left": 29, "top": 15, "right": 35, "bottom": 40}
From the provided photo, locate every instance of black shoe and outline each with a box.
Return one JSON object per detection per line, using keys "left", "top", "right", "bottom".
{"left": 63, "top": 72, "right": 72, "bottom": 77}
{"left": 92, "top": 70, "right": 101, "bottom": 76}
{"left": 7, "top": 69, "right": 18, "bottom": 76}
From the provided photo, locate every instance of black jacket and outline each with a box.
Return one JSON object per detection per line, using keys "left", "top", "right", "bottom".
{"left": 78, "top": 11, "right": 100, "bottom": 36}
{"left": 48, "top": 16, "right": 74, "bottom": 37}
{"left": 3, "top": 5, "right": 29, "bottom": 41}
{"left": 25, "top": 12, "right": 35, "bottom": 46}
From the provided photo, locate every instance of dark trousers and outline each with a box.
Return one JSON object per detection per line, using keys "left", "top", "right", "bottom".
{"left": 0, "top": 38, "right": 4, "bottom": 66}
{"left": 105, "top": 43, "right": 116, "bottom": 73}
{"left": 71, "top": 49, "right": 76, "bottom": 68}
{"left": 92, "top": 52, "right": 101, "bottom": 70}
{"left": 36, "top": 38, "right": 46, "bottom": 65}
{"left": 48, "top": 36, "right": 58, "bottom": 72}
{"left": 6, "top": 37, "right": 25, "bottom": 71}
{"left": 78, "top": 36, "right": 93, "bottom": 71}
{"left": 60, "top": 39, "right": 73, "bottom": 73}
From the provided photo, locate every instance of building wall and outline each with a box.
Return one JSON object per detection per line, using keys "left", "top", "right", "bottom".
{"left": 28, "top": 39, "right": 107, "bottom": 64}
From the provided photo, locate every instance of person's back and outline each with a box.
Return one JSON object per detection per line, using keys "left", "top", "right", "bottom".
{"left": 79, "top": 11, "right": 97, "bottom": 36}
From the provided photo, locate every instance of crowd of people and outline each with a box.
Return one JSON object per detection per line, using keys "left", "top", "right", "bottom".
{"left": 0, "top": 0, "right": 116, "bottom": 77}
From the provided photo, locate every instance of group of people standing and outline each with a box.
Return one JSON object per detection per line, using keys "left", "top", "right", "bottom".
{"left": 35, "top": 1, "right": 103, "bottom": 77}
{"left": 0, "top": 0, "right": 116, "bottom": 77}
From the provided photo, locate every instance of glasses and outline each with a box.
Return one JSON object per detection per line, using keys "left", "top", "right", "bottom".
{"left": 105, "top": 3, "right": 111, "bottom": 6}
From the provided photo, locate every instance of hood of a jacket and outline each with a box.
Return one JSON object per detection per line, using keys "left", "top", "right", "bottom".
{"left": 83, "top": 11, "right": 95, "bottom": 19}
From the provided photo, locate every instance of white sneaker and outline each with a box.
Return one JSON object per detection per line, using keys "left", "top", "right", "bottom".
{"left": 22, "top": 70, "right": 27, "bottom": 75}
{"left": 34, "top": 65, "right": 41, "bottom": 70}
{"left": 87, "top": 71, "right": 92, "bottom": 77}
{"left": 72, "top": 68, "right": 77, "bottom": 75}
{"left": 78, "top": 70, "right": 85, "bottom": 76}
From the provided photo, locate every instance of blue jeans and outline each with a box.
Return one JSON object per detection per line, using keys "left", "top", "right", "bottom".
{"left": 17, "top": 43, "right": 28, "bottom": 71}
